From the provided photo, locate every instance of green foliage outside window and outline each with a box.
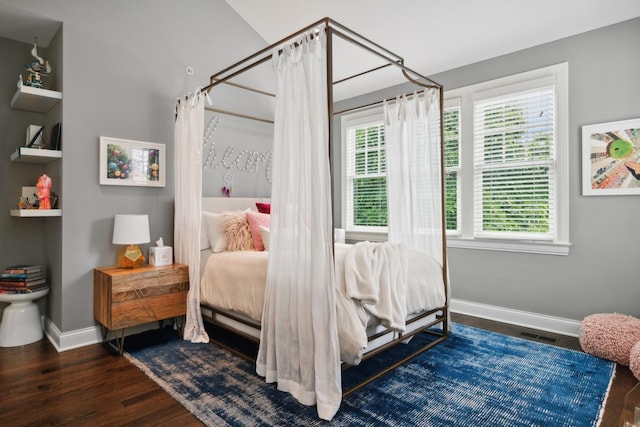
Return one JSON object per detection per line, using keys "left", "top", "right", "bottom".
{"left": 443, "top": 108, "right": 460, "bottom": 231}
{"left": 353, "top": 124, "right": 387, "bottom": 227}
{"left": 480, "top": 103, "right": 552, "bottom": 233}
{"left": 353, "top": 177, "right": 387, "bottom": 226}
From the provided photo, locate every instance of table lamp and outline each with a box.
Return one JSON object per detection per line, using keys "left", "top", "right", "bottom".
{"left": 112, "top": 214, "right": 150, "bottom": 268}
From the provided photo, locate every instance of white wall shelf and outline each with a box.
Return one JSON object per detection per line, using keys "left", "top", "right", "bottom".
{"left": 10, "top": 147, "right": 62, "bottom": 164}
{"left": 10, "top": 85, "right": 62, "bottom": 113}
{"left": 10, "top": 209, "right": 62, "bottom": 217}
{"left": 9, "top": 85, "right": 63, "bottom": 218}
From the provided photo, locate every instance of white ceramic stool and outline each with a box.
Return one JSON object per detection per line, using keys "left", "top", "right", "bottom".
{"left": 0, "top": 287, "right": 49, "bottom": 347}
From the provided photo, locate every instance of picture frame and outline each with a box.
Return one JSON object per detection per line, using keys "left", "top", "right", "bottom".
{"left": 581, "top": 118, "right": 640, "bottom": 196}
{"left": 99, "top": 136, "right": 166, "bottom": 187}
{"left": 50, "top": 123, "right": 61, "bottom": 150}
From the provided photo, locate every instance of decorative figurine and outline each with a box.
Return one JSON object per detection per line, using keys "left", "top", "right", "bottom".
{"left": 37, "top": 174, "right": 52, "bottom": 210}
{"left": 23, "top": 38, "right": 51, "bottom": 89}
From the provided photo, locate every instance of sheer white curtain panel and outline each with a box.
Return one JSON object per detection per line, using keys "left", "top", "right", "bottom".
{"left": 256, "top": 27, "right": 342, "bottom": 421}
{"left": 175, "top": 92, "right": 209, "bottom": 343}
{"left": 384, "top": 89, "right": 444, "bottom": 264}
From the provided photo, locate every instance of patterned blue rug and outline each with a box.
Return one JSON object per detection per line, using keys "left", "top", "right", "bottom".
{"left": 124, "top": 323, "right": 614, "bottom": 426}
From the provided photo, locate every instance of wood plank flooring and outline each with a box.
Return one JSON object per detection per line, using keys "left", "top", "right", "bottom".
{"left": 0, "top": 314, "right": 635, "bottom": 426}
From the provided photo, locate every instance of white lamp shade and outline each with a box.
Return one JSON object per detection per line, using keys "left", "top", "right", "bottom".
{"left": 112, "top": 214, "right": 150, "bottom": 245}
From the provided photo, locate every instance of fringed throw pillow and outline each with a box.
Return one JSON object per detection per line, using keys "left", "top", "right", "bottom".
{"left": 222, "top": 211, "right": 255, "bottom": 251}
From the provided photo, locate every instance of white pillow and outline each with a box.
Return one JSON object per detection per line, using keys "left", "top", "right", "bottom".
{"left": 259, "top": 225, "right": 270, "bottom": 251}
{"left": 202, "top": 211, "right": 227, "bottom": 253}
{"left": 200, "top": 214, "right": 211, "bottom": 250}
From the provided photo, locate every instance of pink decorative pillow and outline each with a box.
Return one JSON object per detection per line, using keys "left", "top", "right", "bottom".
{"left": 246, "top": 211, "right": 271, "bottom": 251}
{"left": 256, "top": 202, "right": 271, "bottom": 214}
{"left": 222, "top": 211, "right": 254, "bottom": 251}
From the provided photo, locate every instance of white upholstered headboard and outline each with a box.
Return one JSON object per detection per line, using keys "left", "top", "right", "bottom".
{"left": 202, "top": 197, "right": 270, "bottom": 213}
{"left": 201, "top": 197, "right": 345, "bottom": 243}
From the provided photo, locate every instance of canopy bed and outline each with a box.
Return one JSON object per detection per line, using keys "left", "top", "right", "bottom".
{"left": 174, "top": 17, "right": 448, "bottom": 421}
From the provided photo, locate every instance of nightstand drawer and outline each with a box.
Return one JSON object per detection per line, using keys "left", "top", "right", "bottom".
{"left": 94, "top": 264, "right": 189, "bottom": 330}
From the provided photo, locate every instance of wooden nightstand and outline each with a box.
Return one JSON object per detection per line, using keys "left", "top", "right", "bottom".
{"left": 94, "top": 263, "right": 189, "bottom": 354}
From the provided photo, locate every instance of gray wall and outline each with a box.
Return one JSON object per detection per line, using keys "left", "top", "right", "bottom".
{"left": 202, "top": 110, "right": 273, "bottom": 198}
{"left": 1, "top": 0, "right": 269, "bottom": 333}
{"left": 336, "top": 18, "right": 640, "bottom": 322}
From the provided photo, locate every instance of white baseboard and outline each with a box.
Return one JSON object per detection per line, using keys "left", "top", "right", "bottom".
{"left": 43, "top": 317, "right": 174, "bottom": 352}
{"left": 44, "top": 317, "right": 102, "bottom": 352}
{"left": 450, "top": 298, "right": 582, "bottom": 338}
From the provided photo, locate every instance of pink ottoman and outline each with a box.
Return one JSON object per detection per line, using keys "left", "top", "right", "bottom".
{"left": 630, "top": 341, "right": 640, "bottom": 381}
{"left": 579, "top": 313, "right": 640, "bottom": 365}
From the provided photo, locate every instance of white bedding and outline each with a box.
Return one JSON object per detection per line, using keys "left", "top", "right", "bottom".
{"left": 200, "top": 242, "right": 445, "bottom": 365}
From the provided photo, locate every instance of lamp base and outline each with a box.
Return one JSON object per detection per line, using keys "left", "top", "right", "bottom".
{"left": 117, "top": 244, "right": 145, "bottom": 268}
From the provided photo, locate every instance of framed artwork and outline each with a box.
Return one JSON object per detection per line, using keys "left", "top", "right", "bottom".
{"left": 99, "top": 137, "right": 166, "bottom": 187}
{"left": 582, "top": 118, "right": 640, "bottom": 196}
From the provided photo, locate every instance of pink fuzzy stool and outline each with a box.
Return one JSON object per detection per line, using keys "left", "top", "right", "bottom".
{"left": 579, "top": 313, "right": 640, "bottom": 365}
{"left": 630, "top": 341, "right": 640, "bottom": 381}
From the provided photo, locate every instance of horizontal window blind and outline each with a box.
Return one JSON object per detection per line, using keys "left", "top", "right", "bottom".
{"left": 345, "top": 120, "right": 387, "bottom": 230}
{"left": 473, "top": 85, "right": 556, "bottom": 240}
{"left": 444, "top": 99, "right": 461, "bottom": 233}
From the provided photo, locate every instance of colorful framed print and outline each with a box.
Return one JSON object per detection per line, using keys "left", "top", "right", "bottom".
{"left": 582, "top": 118, "right": 640, "bottom": 196}
{"left": 99, "top": 137, "right": 166, "bottom": 187}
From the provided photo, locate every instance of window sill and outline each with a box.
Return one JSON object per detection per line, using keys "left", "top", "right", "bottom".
{"left": 346, "top": 231, "right": 571, "bottom": 255}
{"left": 345, "top": 230, "right": 388, "bottom": 243}
{"left": 447, "top": 237, "right": 571, "bottom": 256}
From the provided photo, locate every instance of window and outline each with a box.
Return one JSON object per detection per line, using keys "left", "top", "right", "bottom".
{"left": 444, "top": 98, "right": 461, "bottom": 234}
{"left": 473, "top": 82, "right": 556, "bottom": 240}
{"left": 447, "top": 63, "right": 570, "bottom": 255}
{"left": 343, "top": 112, "right": 387, "bottom": 236}
{"left": 342, "top": 106, "right": 459, "bottom": 240}
{"left": 340, "top": 63, "right": 569, "bottom": 255}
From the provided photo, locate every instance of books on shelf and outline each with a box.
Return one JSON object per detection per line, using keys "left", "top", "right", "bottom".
{"left": 0, "top": 282, "right": 48, "bottom": 294}
{"left": 3, "top": 265, "right": 42, "bottom": 274}
{"left": 1, "top": 271, "right": 43, "bottom": 279}
{"left": 0, "top": 264, "right": 47, "bottom": 292}
{"left": 0, "top": 277, "right": 46, "bottom": 288}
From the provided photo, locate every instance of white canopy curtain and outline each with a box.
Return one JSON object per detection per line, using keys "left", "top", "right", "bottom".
{"left": 174, "top": 91, "right": 209, "bottom": 343}
{"left": 256, "top": 27, "right": 342, "bottom": 421}
{"left": 384, "top": 90, "right": 444, "bottom": 264}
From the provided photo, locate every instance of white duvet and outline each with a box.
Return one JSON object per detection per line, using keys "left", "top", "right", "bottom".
{"left": 200, "top": 242, "right": 445, "bottom": 365}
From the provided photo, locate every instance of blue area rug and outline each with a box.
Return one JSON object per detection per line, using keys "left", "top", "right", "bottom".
{"left": 124, "top": 323, "right": 614, "bottom": 426}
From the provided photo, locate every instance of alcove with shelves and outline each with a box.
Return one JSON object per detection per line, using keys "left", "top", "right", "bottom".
{"left": 9, "top": 85, "right": 62, "bottom": 218}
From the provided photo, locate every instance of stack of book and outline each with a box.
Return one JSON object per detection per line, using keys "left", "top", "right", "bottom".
{"left": 0, "top": 265, "right": 47, "bottom": 293}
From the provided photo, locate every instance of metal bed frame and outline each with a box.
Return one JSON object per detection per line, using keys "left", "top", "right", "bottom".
{"left": 199, "top": 16, "right": 449, "bottom": 398}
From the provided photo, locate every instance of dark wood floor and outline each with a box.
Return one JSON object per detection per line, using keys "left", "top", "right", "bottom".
{"left": 0, "top": 314, "right": 637, "bottom": 426}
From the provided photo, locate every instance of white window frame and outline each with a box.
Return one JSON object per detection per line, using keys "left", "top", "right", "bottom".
{"left": 444, "top": 97, "right": 462, "bottom": 237}
{"left": 446, "top": 63, "right": 570, "bottom": 255}
{"left": 341, "top": 110, "right": 388, "bottom": 242}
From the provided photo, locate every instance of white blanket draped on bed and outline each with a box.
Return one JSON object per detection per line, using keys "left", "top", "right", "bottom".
{"left": 344, "top": 241, "right": 408, "bottom": 332}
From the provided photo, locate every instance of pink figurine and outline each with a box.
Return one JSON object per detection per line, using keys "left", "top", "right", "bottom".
{"left": 37, "top": 174, "right": 52, "bottom": 209}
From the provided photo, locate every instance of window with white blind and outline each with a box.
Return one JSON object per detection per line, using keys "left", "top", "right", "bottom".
{"left": 340, "top": 64, "right": 569, "bottom": 254}
{"left": 444, "top": 98, "right": 461, "bottom": 234}
{"left": 342, "top": 106, "right": 461, "bottom": 239}
{"left": 343, "top": 112, "right": 388, "bottom": 235}
{"left": 447, "top": 63, "right": 570, "bottom": 255}
{"left": 473, "top": 80, "right": 556, "bottom": 240}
